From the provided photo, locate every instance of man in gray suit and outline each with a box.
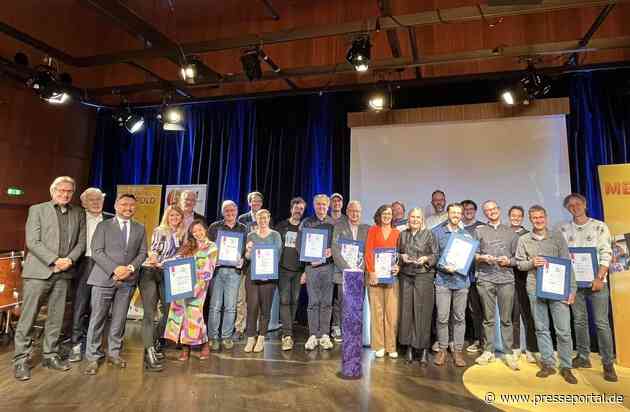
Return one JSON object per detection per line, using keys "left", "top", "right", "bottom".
{"left": 331, "top": 200, "right": 370, "bottom": 341}
{"left": 14, "top": 176, "right": 86, "bottom": 381}
{"left": 83, "top": 193, "right": 147, "bottom": 375}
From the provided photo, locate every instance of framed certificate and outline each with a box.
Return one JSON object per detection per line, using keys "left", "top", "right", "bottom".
{"left": 299, "top": 228, "right": 329, "bottom": 262}
{"left": 569, "top": 247, "right": 598, "bottom": 288}
{"left": 374, "top": 247, "right": 397, "bottom": 285}
{"left": 162, "top": 257, "right": 196, "bottom": 302}
{"left": 536, "top": 256, "right": 572, "bottom": 301}
{"left": 437, "top": 233, "right": 479, "bottom": 275}
{"left": 251, "top": 245, "right": 279, "bottom": 281}
{"left": 216, "top": 230, "right": 244, "bottom": 266}
{"left": 338, "top": 238, "right": 365, "bottom": 270}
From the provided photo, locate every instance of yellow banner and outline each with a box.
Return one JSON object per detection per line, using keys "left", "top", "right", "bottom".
{"left": 598, "top": 164, "right": 630, "bottom": 236}
{"left": 116, "top": 184, "right": 163, "bottom": 246}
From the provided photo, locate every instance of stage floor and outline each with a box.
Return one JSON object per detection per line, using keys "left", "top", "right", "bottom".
{"left": 0, "top": 321, "right": 627, "bottom": 412}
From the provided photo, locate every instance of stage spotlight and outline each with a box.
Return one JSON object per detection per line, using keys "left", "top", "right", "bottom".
{"left": 27, "top": 66, "right": 72, "bottom": 105}
{"left": 368, "top": 93, "right": 387, "bottom": 111}
{"left": 346, "top": 36, "right": 371, "bottom": 72}
{"left": 113, "top": 108, "right": 145, "bottom": 134}
{"left": 501, "top": 90, "right": 516, "bottom": 106}
{"left": 241, "top": 49, "right": 262, "bottom": 81}
{"left": 158, "top": 106, "right": 185, "bottom": 131}
{"left": 500, "top": 63, "right": 552, "bottom": 107}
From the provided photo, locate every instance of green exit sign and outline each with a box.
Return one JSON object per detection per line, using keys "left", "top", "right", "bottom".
{"left": 7, "top": 187, "right": 24, "bottom": 196}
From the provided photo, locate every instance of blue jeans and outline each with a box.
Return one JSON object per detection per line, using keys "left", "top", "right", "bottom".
{"left": 528, "top": 292, "right": 573, "bottom": 369}
{"left": 207, "top": 267, "right": 241, "bottom": 340}
{"left": 572, "top": 284, "right": 615, "bottom": 365}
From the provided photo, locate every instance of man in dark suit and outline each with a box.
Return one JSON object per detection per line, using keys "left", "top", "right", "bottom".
{"left": 14, "top": 176, "right": 86, "bottom": 381}
{"left": 68, "top": 187, "right": 114, "bottom": 362}
{"left": 237, "top": 191, "right": 263, "bottom": 232}
{"left": 83, "top": 193, "right": 147, "bottom": 375}
{"left": 331, "top": 200, "right": 370, "bottom": 342}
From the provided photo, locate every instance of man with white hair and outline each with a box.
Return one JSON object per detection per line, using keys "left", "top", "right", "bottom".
{"left": 207, "top": 200, "right": 248, "bottom": 350}
{"left": 68, "top": 188, "right": 113, "bottom": 363}
{"left": 14, "top": 176, "right": 86, "bottom": 381}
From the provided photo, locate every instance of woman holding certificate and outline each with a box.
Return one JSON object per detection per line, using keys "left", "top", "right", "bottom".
{"left": 164, "top": 219, "right": 217, "bottom": 361}
{"left": 365, "top": 204, "right": 401, "bottom": 358}
{"left": 140, "top": 205, "right": 186, "bottom": 371}
{"left": 243, "top": 209, "right": 282, "bottom": 353}
{"left": 397, "top": 208, "right": 438, "bottom": 365}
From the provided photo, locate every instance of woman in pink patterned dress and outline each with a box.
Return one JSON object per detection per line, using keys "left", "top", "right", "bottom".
{"left": 164, "top": 219, "right": 217, "bottom": 361}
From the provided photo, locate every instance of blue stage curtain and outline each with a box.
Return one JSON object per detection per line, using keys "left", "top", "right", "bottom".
{"left": 89, "top": 94, "right": 350, "bottom": 221}
{"left": 567, "top": 71, "right": 630, "bottom": 218}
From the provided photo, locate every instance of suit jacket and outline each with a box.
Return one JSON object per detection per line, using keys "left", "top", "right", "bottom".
{"left": 23, "top": 201, "right": 86, "bottom": 280}
{"left": 332, "top": 220, "right": 370, "bottom": 283}
{"left": 87, "top": 217, "right": 147, "bottom": 288}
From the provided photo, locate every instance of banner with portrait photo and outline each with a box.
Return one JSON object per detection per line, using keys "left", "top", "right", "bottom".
{"left": 164, "top": 184, "right": 207, "bottom": 216}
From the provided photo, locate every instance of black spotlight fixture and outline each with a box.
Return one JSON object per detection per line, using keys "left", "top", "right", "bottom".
{"left": 157, "top": 105, "right": 185, "bottom": 131}
{"left": 240, "top": 48, "right": 262, "bottom": 81}
{"left": 500, "top": 62, "right": 552, "bottom": 106}
{"left": 367, "top": 84, "right": 393, "bottom": 112}
{"left": 26, "top": 61, "right": 72, "bottom": 105}
{"left": 346, "top": 36, "right": 371, "bottom": 72}
{"left": 113, "top": 107, "right": 145, "bottom": 134}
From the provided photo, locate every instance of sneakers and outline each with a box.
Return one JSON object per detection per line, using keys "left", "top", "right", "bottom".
{"left": 512, "top": 349, "right": 521, "bottom": 359}
{"left": 475, "top": 351, "right": 496, "bottom": 365}
{"left": 466, "top": 341, "right": 481, "bottom": 353}
{"left": 319, "top": 335, "right": 333, "bottom": 350}
{"left": 281, "top": 335, "right": 294, "bottom": 351}
{"left": 244, "top": 337, "right": 256, "bottom": 353}
{"left": 526, "top": 351, "right": 537, "bottom": 364}
{"left": 572, "top": 355, "right": 592, "bottom": 369}
{"left": 388, "top": 352, "right": 399, "bottom": 359}
{"left": 536, "top": 365, "right": 556, "bottom": 378}
{"left": 210, "top": 339, "right": 221, "bottom": 352}
{"left": 222, "top": 338, "right": 234, "bottom": 350}
{"left": 68, "top": 343, "right": 83, "bottom": 363}
{"left": 431, "top": 341, "right": 440, "bottom": 352}
{"left": 305, "top": 335, "right": 319, "bottom": 351}
{"left": 331, "top": 327, "right": 343, "bottom": 343}
{"left": 504, "top": 353, "right": 520, "bottom": 371}
{"left": 253, "top": 336, "right": 265, "bottom": 353}
{"left": 374, "top": 349, "right": 385, "bottom": 358}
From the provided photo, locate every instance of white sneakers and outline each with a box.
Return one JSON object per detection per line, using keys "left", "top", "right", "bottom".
{"left": 244, "top": 337, "right": 256, "bottom": 353}
{"left": 526, "top": 351, "right": 538, "bottom": 364}
{"left": 388, "top": 352, "right": 399, "bottom": 359}
{"left": 281, "top": 336, "right": 294, "bottom": 351}
{"left": 504, "top": 353, "right": 520, "bottom": 370}
{"left": 253, "top": 336, "right": 265, "bottom": 353}
{"left": 374, "top": 349, "right": 385, "bottom": 358}
{"left": 466, "top": 341, "right": 481, "bottom": 353}
{"left": 319, "top": 335, "right": 333, "bottom": 350}
{"left": 475, "top": 351, "right": 496, "bottom": 365}
{"left": 305, "top": 335, "right": 319, "bottom": 351}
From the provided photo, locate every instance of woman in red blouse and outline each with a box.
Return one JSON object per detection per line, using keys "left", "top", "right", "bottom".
{"left": 365, "top": 204, "right": 400, "bottom": 358}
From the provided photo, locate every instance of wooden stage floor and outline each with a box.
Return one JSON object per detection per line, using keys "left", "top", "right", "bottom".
{"left": 0, "top": 321, "right": 496, "bottom": 412}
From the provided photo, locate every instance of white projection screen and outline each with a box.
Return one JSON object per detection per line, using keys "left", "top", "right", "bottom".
{"left": 350, "top": 115, "right": 572, "bottom": 228}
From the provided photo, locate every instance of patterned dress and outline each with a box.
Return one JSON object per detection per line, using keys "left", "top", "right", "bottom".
{"left": 164, "top": 241, "right": 217, "bottom": 345}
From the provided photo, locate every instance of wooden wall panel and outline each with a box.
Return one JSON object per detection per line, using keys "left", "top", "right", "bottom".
{"left": 0, "top": 82, "right": 95, "bottom": 252}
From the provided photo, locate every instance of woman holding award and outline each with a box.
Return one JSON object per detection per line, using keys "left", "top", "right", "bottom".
{"left": 164, "top": 219, "right": 217, "bottom": 361}
{"left": 243, "top": 209, "right": 282, "bottom": 353}
{"left": 398, "top": 208, "right": 438, "bottom": 365}
{"left": 365, "top": 204, "right": 401, "bottom": 358}
{"left": 140, "top": 205, "right": 186, "bottom": 371}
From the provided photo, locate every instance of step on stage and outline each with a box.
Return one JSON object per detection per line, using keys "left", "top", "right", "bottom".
{"left": 0, "top": 322, "right": 627, "bottom": 412}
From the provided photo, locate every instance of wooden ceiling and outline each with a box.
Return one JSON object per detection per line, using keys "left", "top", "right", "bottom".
{"left": 1, "top": 0, "right": 630, "bottom": 106}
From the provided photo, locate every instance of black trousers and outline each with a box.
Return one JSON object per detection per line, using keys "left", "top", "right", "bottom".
{"left": 399, "top": 275, "right": 434, "bottom": 350}
{"left": 245, "top": 277, "right": 276, "bottom": 338}
{"left": 278, "top": 268, "right": 301, "bottom": 337}
{"left": 71, "top": 257, "right": 96, "bottom": 344}
{"left": 513, "top": 272, "right": 538, "bottom": 352}
{"left": 138, "top": 267, "right": 168, "bottom": 349}
{"left": 467, "top": 282, "right": 485, "bottom": 345}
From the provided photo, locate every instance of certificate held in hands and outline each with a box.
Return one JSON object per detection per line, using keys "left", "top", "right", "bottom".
{"left": 216, "top": 230, "right": 244, "bottom": 266}
{"left": 437, "top": 233, "right": 478, "bottom": 275}
{"left": 536, "top": 256, "right": 572, "bottom": 301}
{"left": 162, "top": 257, "right": 196, "bottom": 302}
{"left": 251, "top": 245, "right": 279, "bottom": 281}
{"left": 299, "top": 228, "right": 329, "bottom": 262}
{"left": 569, "top": 247, "right": 598, "bottom": 288}
{"left": 374, "top": 248, "right": 397, "bottom": 285}
{"left": 339, "top": 238, "right": 365, "bottom": 270}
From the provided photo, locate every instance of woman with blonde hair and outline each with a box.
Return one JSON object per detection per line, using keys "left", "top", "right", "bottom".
{"left": 140, "top": 205, "right": 186, "bottom": 371}
{"left": 398, "top": 207, "right": 438, "bottom": 365}
{"left": 243, "top": 209, "right": 282, "bottom": 353}
{"left": 164, "top": 219, "right": 217, "bottom": 361}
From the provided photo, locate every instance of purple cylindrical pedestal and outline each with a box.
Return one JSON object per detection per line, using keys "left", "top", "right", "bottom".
{"left": 340, "top": 269, "right": 364, "bottom": 380}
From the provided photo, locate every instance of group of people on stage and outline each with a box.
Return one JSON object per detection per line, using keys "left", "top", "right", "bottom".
{"left": 13, "top": 177, "right": 619, "bottom": 387}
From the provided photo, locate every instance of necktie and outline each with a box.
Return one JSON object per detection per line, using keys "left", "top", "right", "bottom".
{"left": 121, "top": 221, "right": 128, "bottom": 249}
